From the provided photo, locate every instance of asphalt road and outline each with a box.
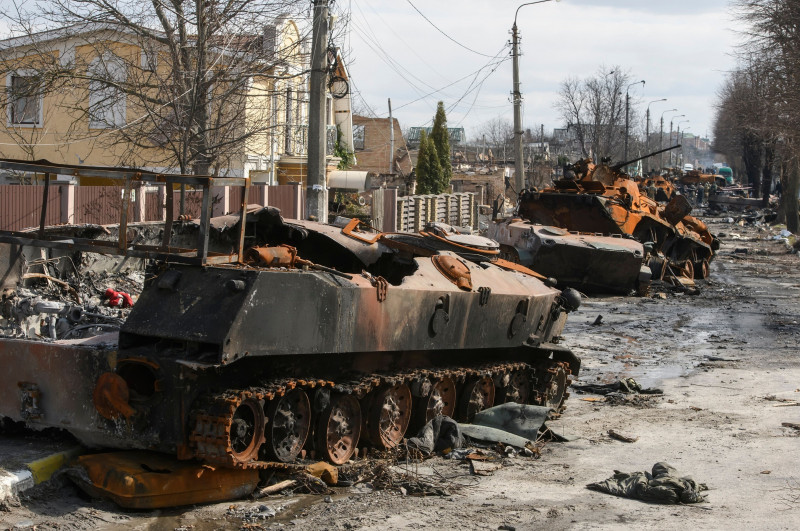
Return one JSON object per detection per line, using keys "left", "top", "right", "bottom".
{"left": 1, "top": 214, "right": 799, "bottom": 530}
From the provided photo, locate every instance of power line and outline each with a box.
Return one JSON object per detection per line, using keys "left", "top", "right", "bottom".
{"left": 405, "top": 0, "right": 496, "bottom": 58}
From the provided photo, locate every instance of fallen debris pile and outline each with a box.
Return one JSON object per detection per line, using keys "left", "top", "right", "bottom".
{"left": 587, "top": 462, "right": 708, "bottom": 504}
{"left": 572, "top": 378, "right": 663, "bottom": 396}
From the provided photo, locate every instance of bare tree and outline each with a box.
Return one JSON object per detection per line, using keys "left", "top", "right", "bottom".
{"left": 554, "top": 67, "right": 630, "bottom": 163}
{"left": 0, "top": 0, "right": 312, "bottom": 176}
{"left": 472, "top": 117, "right": 513, "bottom": 161}
{"left": 726, "top": 0, "right": 800, "bottom": 231}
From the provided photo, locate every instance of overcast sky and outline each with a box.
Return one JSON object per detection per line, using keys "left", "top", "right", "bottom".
{"left": 339, "top": 0, "right": 744, "bottom": 143}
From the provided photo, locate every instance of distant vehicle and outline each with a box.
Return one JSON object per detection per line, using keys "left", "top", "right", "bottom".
{"left": 717, "top": 166, "right": 734, "bottom": 185}
{"left": 683, "top": 163, "right": 694, "bottom": 172}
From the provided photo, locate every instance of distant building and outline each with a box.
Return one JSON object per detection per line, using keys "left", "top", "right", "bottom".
{"left": 350, "top": 115, "right": 412, "bottom": 176}
{"left": 406, "top": 126, "right": 465, "bottom": 149}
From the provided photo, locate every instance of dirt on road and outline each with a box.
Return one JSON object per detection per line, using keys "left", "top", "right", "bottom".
{"left": 2, "top": 215, "right": 799, "bottom": 531}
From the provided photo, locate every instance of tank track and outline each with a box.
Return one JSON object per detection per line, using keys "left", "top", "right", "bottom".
{"left": 189, "top": 360, "right": 572, "bottom": 469}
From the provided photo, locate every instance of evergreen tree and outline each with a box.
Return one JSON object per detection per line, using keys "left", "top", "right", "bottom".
{"left": 431, "top": 101, "right": 452, "bottom": 193}
{"left": 415, "top": 129, "right": 434, "bottom": 194}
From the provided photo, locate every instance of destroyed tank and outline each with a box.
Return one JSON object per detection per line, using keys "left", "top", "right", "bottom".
{"left": 0, "top": 159, "right": 581, "bottom": 469}
{"left": 518, "top": 150, "right": 719, "bottom": 281}
{"left": 489, "top": 220, "right": 650, "bottom": 296}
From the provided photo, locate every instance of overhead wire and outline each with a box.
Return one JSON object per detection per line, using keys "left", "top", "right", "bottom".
{"left": 404, "top": 0, "right": 496, "bottom": 58}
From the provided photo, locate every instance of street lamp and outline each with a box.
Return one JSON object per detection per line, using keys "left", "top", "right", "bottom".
{"left": 668, "top": 114, "right": 685, "bottom": 167}
{"left": 512, "top": 0, "right": 560, "bottom": 193}
{"left": 675, "top": 119, "right": 689, "bottom": 167}
{"left": 645, "top": 98, "right": 666, "bottom": 172}
{"left": 624, "top": 79, "right": 645, "bottom": 166}
{"left": 680, "top": 126, "right": 692, "bottom": 169}
{"left": 659, "top": 109, "right": 677, "bottom": 170}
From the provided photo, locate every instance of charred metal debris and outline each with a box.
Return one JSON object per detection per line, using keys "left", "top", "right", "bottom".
{"left": 491, "top": 150, "right": 721, "bottom": 296}
{"left": 0, "top": 158, "right": 582, "bottom": 476}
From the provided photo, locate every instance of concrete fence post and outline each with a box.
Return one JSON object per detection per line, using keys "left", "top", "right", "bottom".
{"left": 133, "top": 183, "right": 146, "bottom": 222}
{"left": 157, "top": 184, "right": 167, "bottom": 221}
{"left": 470, "top": 193, "right": 478, "bottom": 232}
{"left": 290, "top": 182, "right": 303, "bottom": 220}
{"left": 413, "top": 197, "right": 423, "bottom": 232}
{"left": 59, "top": 183, "right": 75, "bottom": 225}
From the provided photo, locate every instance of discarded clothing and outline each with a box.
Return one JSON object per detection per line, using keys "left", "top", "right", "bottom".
{"left": 572, "top": 378, "right": 662, "bottom": 395}
{"left": 587, "top": 462, "right": 708, "bottom": 504}
{"left": 407, "top": 415, "right": 464, "bottom": 455}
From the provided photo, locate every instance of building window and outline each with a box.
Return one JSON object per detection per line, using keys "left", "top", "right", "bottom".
{"left": 8, "top": 74, "right": 41, "bottom": 126}
{"left": 353, "top": 124, "right": 365, "bottom": 150}
{"left": 88, "top": 55, "right": 127, "bottom": 129}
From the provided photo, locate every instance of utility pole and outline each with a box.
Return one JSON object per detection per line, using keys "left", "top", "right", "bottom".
{"left": 388, "top": 98, "right": 394, "bottom": 174}
{"left": 624, "top": 80, "right": 644, "bottom": 171}
{"left": 659, "top": 109, "right": 676, "bottom": 170}
{"left": 511, "top": 1, "right": 559, "bottom": 191}
{"left": 306, "top": 0, "right": 329, "bottom": 222}
{"left": 644, "top": 99, "right": 666, "bottom": 173}
{"left": 512, "top": 22, "right": 524, "bottom": 192}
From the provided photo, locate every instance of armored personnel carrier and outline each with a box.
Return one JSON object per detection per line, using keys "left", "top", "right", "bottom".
{"left": 518, "top": 152, "right": 719, "bottom": 281}
{"left": 0, "top": 159, "right": 580, "bottom": 468}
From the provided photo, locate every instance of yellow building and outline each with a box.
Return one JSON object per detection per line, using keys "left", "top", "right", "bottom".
{"left": 0, "top": 18, "right": 354, "bottom": 183}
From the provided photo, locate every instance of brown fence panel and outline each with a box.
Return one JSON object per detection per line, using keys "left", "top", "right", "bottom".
{"left": 0, "top": 184, "right": 62, "bottom": 231}
{"left": 249, "top": 184, "right": 265, "bottom": 206}
{"left": 171, "top": 190, "right": 204, "bottom": 219}
{"left": 144, "top": 188, "right": 162, "bottom": 221}
{"left": 266, "top": 185, "right": 304, "bottom": 219}
{"left": 75, "top": 186, "right": 136, "bottom": 225}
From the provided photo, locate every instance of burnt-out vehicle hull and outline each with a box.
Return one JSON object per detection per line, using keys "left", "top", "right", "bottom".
{"left": 1, "top": 208, "right": 580, "bottom": 468}
{"left": 489, "top": 221, "right": 650, "bottom": 295}
{"left": 518, "top": 167, "right": 719, "bottom": 281}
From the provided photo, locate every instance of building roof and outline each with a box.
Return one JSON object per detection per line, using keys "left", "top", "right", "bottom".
{"left": 407, "top": 126, "right": 466, "bottom": 145}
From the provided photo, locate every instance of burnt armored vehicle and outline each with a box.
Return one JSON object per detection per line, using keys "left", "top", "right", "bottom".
{"left": 517, "top": 150, "right": 719, "bottom": 281}
{"left": 489, "top": 220, "right": 650, "bottom": 295}
{"left": 0, "top": 159, "right": 580, "bottom": 468}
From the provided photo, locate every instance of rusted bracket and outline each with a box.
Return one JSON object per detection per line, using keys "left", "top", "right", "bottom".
{"left": 341, "top": 218, "right": 382, "bottom": 244}
{"left": 478, "top": 286, "right": 491, "bottom": 306}
{"left": 374, "top": 276, "right": 388, "bottom": 302}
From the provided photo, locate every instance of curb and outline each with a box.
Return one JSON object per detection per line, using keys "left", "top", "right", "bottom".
{"left": 0, "top": 447, "right": 83, "bottom": 501}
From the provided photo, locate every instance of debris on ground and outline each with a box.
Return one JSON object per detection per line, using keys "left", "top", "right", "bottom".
{"left": 572, "top": 378, "right": 663, "bottom": 396}
{"left": 306, "top": 461, "right": 339, "bottom": 485}
{"left": 586, "top": 462, "right": 708, "bottom": 504}
{"left": 225, "top": 503, "right": 278, "bottom": 523}
{"left": 407, "top": 415, "right": 464, "bottom": 456}
{"left": 457, "top": 403, "right": 553, "bottom": 452}
{"left": 607, "top": 429, "right": 638, "bottom": 443}
{"left": 338, "top": 459, "right": 454, "bottom": 497}
{"left": 66, "top": 451, "right": 260, "bottom": 509}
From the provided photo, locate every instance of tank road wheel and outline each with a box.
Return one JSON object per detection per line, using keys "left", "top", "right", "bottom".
{"left": 228, "top": 397, "right": 267, "bottom": 464}
{"left": 315, "top": 394, "right": 362, "bottom": 465}
{"left": 458, "top": 376, "right": 495, "bottom": 423}
{"left": 262, "top": 389, "right": 312, "bottom": 463}
{"left": 538, "top": 362, "right": 569, "bottom": 411}
{"left": 424, "top": 377, "right": 457, "bottom": 422}
{"left": 365, "top": 383, "right": 412, "bottom": 449}
{"left": 674, "top": 259, "right": 694, "bottom": 280}
{"left": 500, "top": 370, "right": 531, "bottom": 405}
{"left": 694, "top": 258, "right": 710, "bottom": 279}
